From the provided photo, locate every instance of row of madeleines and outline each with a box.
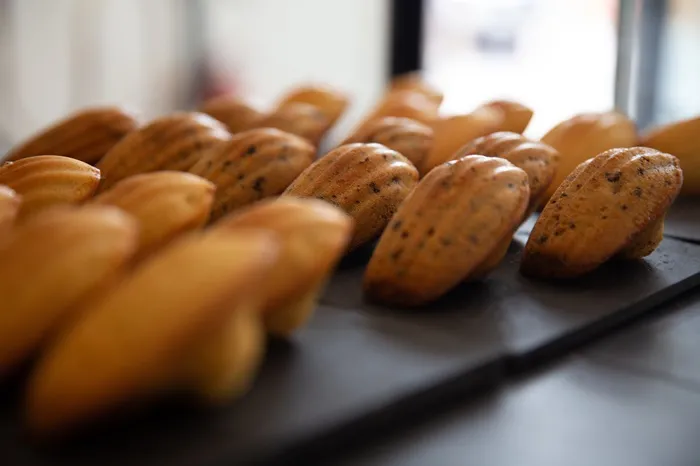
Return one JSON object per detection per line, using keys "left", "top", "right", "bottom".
{"left": 0, "top": 75, "right": 689, "bottom": 438}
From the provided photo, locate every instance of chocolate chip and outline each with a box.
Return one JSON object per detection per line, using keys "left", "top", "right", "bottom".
{"left": 569, "top": 222, "right": 576, "bottom": 230}
{"left": 427, "top": 227, "right": 435, "bottom": 237}
{"left": 440, "top": 237, "right": 452, "bottom": 247}
{"left": 560, "top": 192, "right": 568, "bottom": 198}
{"left": 605, "top": 171, "right": 621, "bottom": 182}
{"left": 602, "top": 215, "right": 608, "bottom": 220}
{"left": 621, "top": 204, "right": 628, "bottom": 211}
{"left": 391, "top": 176, "right": 401, "bottom": 184}
{"left": 470, "top": 234, "right": 479, "bottom": 245}
{"left": 245, "top": 145, "right": 256, "bottom": 156}
{"left": 392, "top": 220, "right": 403, "bottom": 231}
{"left": 633, "top": 187, "right": 642, "bottom": 197}
{"left": 223, "top": 160, "right": 232, "bottom": 169}
{"left": 237, "top": 174, "right": 245, "bottom": 180}
{"left": 369, "top": 182, "right": 380, "bottom": 193}
{"left": 441, "top": 180, "right": 451, "bottom": 189}
{"left": 576, "top": 183, "right": 582, "bottom": 189}
{"left": 536, "top": 234, "right": 548, "bottom": 244}
{"left": 391, "top": 248, "right": 404, "bottom": 261}
{"left": 507, "top": 183, "right": 515, "bottom": 189}
{"left": 637, "top": 167, "right": 645, "bottom": 175}
{"left": 554, "top": 228, "right": 566, "bottom": 237}
{"left": 401, "top": 231, "right": 409, "bottom": 239}
{"left": 252, "top": 177, "right": 265, "bottom": 194}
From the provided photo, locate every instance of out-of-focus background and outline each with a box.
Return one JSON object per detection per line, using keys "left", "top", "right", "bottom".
{"left": 0, "top": 0, "right": 698, "bottom": 148}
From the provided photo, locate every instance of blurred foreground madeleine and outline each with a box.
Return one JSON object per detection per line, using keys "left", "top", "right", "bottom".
{"left": 97, "top": 112, "right": 231, "bottom": 191}
{"left": 213, "top": 197, "right": 353, "bottom": 336}
{"left": 364, "top": 155, "right": 529, "bottom": 307}
{"left": 521, "top": 147, "right": 682, "bottom": 279}
{"left": 190, "top": 128, "right": 315, "bottom": 221}
{"left": 25, "top": 229, "right": 279, "bottom": 436}
{"left": 0, "top": 156, "right": 101, "bottom": 221}
{"left": 91, "top": 171, "right": 216, "bottom": 259}
{"left": 540, "top": 111, "right": 637, "bottom": 203}
{"left": 199, "top": 95, "right": 264, "bottom": 134}
{"left": 284, "top": 143, "right": 418, "bottom": 249}
{"left": 3, "top": 106, "right": 139, "bottom": 165}
{"left": 640, "top": 115, "right": 700, "bottom": 195}
{"left": 0, "top": 206, "right": 138, "bottom": 378}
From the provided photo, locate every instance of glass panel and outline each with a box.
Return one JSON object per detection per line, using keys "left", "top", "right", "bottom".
{"left": 422, "top": 0, "right": 620, "bottom": 137}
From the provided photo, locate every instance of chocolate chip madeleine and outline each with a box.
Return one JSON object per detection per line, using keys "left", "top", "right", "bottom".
{"left": 213, "top": 197, "right": 353, "bottom": 336}
{"left": 341, "top": 116, "right": 433, "bottom": 170}
{"left": 0, "top": 206, "right": 138, "bottom": 377}
{"left": 199, "top": 95, "right": 264, "bottom": 134}
{"left": 26, "top": 230, "right": 278, "bottom": 436}
{"left": 255, "top": 102, "right": 331, "bottom": 145}
{"left": 0, "top": 156, "right": 101, "bottom": 220}
{"left": 540, "top": 111, "right": 637, "bottom": 202}
{"left": 521, "top": 147, "right": 682, "bottom": 279}
{"left": 97, "top": 112, "right": 231, "bottom": 191}
{"left": 4, "top": 106, "right": 139, "bottom": 165}
{"left": 284, "top": 143, "right": 419, "bottom": 249}
{"left": 456, "top": 131, "right": 559, "bottom": 213}
{"left": 364, "top": 155, "right": 530, "bottom": 306}
{"left": 190, "top": 128, "right": 315, "bottom": 220}
{"left": 92, "top": 171, "right": 215, "bottom": 259}
{"left": 276, "top": 84, "right": 349, "bottom": 127}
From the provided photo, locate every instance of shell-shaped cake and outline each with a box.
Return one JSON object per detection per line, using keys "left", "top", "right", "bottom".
{"left": 0, "top": 206, "right": 138, "bottom": 378}
{"left": 0, "top": 156, "right": 101, "bottom": 220}
{"left": 364, "top": 155, "right": 530, "bottom": 306}
{"left": 284, "top": 143, "right": 419, "bottom": 249}
{"left": 255, "top": 102, "right": 331, "bottom": 145}
{"left": 199, "top": 95, "right": 264, "bottom": 134}
{"left": 97, "top": 112, "right": 231, "bottom": 191}
{"left": 341, "top": 116, "right": 433, "bottom": 170}
{"left": 25, "top": 230, "right": 277, "bottom": 436}
{"left": 474, "top": 100, "right": 533, "bottom": 134}
{"left": 640, "top": 115, "right": 700, "bottom": 195}
{"left": 521, "top": 147, "right": 682, "bottom": 279}
{"left": 4, "top": 106, "right": 139, "bottom": 165}
{"left": 0, "top": 185, "right": 21, "bottom": 238}
{"left": 540, "top": 111, "right": 637, "bottom": 202}
{"left": 214, "top": 197, "right": 353, "bottom": 336}
{"left": 190, "top": 128, "right": 315, "bottom": 220}
{"left": 456, "top": 131, "right": 559, "bottom": 210}
{"left": 275, "top": 84, "right": 349, "bottom": 127}
{"left": 92, "top": 171, "right": 215, "bottom": 259}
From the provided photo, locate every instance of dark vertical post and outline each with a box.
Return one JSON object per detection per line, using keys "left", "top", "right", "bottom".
{"left": 389, "top": 0, "right": 425, "bottom": 80}
{"left": 635, "top": 0, "right": 667, "bottom": 130}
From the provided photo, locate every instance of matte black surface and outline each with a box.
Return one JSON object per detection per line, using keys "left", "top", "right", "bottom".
{"left": 323, "top": 236, "right": 700, "bottom": 364}
{"left": 338, "top": 356, "right": 700, "bottom": 466}
{"left": 663, "top": 197, "right": 700, "bottom": 243}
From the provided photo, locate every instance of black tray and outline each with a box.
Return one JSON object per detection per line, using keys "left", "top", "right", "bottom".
{"left": 664, "top": 197, "right": 700, "bottom": 244}
{"left": 3, "top": 237, "right": 700, "bottom": 466}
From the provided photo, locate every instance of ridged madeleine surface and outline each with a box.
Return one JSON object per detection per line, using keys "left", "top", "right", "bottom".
{"left": 522, "top": 147, "right": 682, "bottom": 279}
{"left": 456, "top": 131, "right": 559, "bottom": 210}
{"left": 199, "top": 95, "right": 263, "bottom": 134}
{"left": 4, "top": 106, "right": 139, "bottom": 165}
{"left": 26, "top": 230, "right": 278, "bottom": 436}
{"left": 0, "top": 156, "right": 101, "bottom": 220}
{"left": 92, "top": 171, "right": 215, "bottom": 258}
{"left": 284, "top": 143, "right": 419, "bottom": 249}
{"left": 640, "top": 115, "right": 700, "bottom": 195}
{"left": 0, "top": 185, "right": 21, "bottom": 238}
{"left": 276, "top": 84, "right": 349, "bottom": 126}
{"left": 97, "top": 112, "right": 231, "bottom": 191}
{"left": 0, "top": 206, "right": 138, "bottom": 377}
{"left": 190, "top": 128, "right": 315, "bottom": 220}
{"left": 255, "top": 102, "right": 330, "bottom": 145}
{"left": 540, "top": 111, "right": 637, "bottom": 202}
{"left": 364, "top": 155, "right": 529, "bottom": 306}
{"left": 214, "top": 197, "right": 353, "bottom": 336}
{"left": 341, "top": 116, "right": 433, "bottom": 169}
{"left": 422, "top": 109, "right": 502, "bottom": 174}
{"left": 474, "top": 100, "right": 533, "bottom": 134}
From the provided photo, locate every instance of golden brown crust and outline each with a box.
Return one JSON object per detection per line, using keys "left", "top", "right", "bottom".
{"left": 0, "top": 205, "right": 138, "bottom": 377}
{"left": 284, "top": 143, "right": 419, "bottom": 249}
{"left": 275, "top": 84, "right": 349, "bottom": 127}
{"left": 640, "top": 116, "right": 700, "bottom": 195}
{"left": 4, "top": 106, "right": 139, "bottom": 165}
{"left": 26, "top": 229, "right": 278, "bottom": 436}
{"left": 96, "top": 112, "right": 231, "bottom": 192}
{"left": 92, "top": 171, "right": 216, "bottom": 259}
{"left": 341, "top": 117, "right": 433, "bottom": 170}
{"left": 540, "top": 111, "right": 638, "bottom": 202}
{"left": 368, "top": 90, "right": 440, "bottom": 126}
{"left": 0, "top": 185, "right": 21, "bottom": 238}
{"left": 474, "top": 100, "right": 533, "bottom": 134}
{"left": 255, "top": 102, "right": 331, "bottom": 145}
{"left": 364, "top": 155, "right": 529, "bottom": 306}
{"left": 213, "top": 197, "right": 353, "bottom": 335}
{"left": 0, "top": 156, "right": 101, "bottom": 220}
{"left": 190, "top": 128, "right": 315, "bottom": 221}
{"left": 199, "top": 95, "right": 264, "bottom": 134}
{"left": 421, "top": 109, "right": 502, "bottom": 175}
{"left": 455, "top": 131, "right": 559, "bottom": 210}
{"left": 521, "top": 147, "right": 682, "bottom": 279}
{"left": 388, "top": 73, "right": 444, "bottom": 106}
